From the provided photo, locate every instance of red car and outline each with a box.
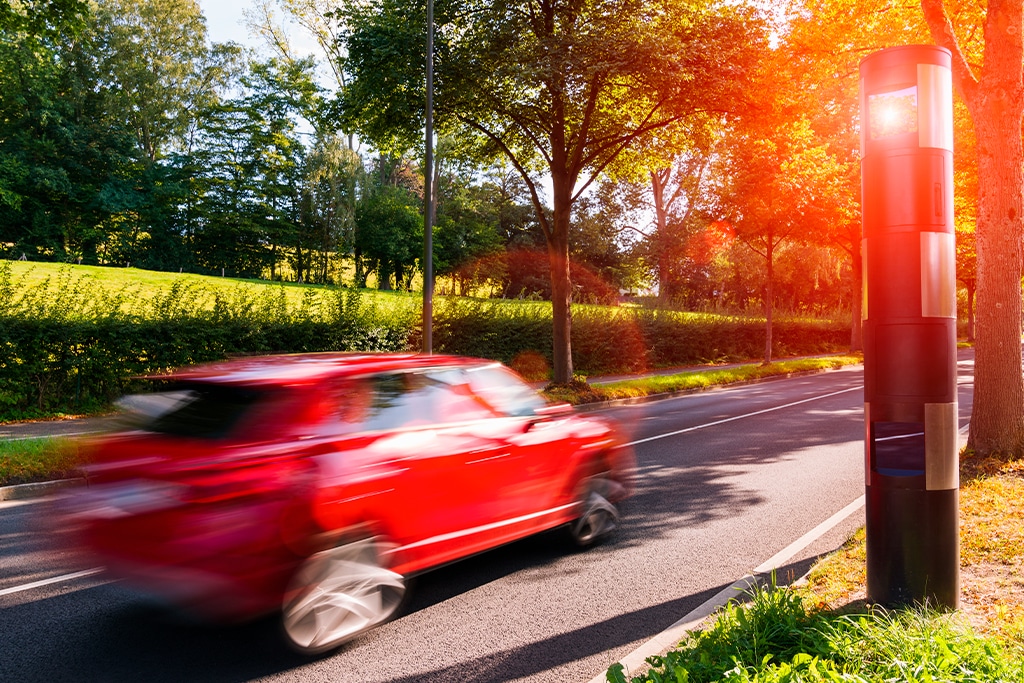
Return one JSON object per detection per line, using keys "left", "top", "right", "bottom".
{"left": 58, "top": 353, "right": 635, "bottom": 654}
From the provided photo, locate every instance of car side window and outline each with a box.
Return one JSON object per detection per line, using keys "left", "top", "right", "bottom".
{"left": 464, "top": 364, "right": 547, "bottom": 417}
{"left": 353, "top": 371, "right": 494, "bottom": 431}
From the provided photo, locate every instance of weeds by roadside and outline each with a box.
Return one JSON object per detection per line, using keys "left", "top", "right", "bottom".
{"left": 612, "top": 458, "right": 1024, "bottom": 683}
{"left": 0, "top": 437, "right": 79, "bottom": 487}
{"left": 610, "top": 580, "right": 1024, "bottom": 683}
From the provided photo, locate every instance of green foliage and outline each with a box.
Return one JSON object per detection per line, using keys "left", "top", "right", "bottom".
{"left": 609, "top": 585, "right": 1024, "bottom": 683}
{"left": 0, "top": 263, "right": 416, "bottom": 419}
{"left": 355, "top": 183, "right": 423, "bottom": 290}
{"left": 0, "top": 262, "right": 847, "bottom": 418}
{"left": 0, "top": 437, "right": 80, "bottom": 487}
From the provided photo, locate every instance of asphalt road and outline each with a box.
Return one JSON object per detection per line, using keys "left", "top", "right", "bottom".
{"left": 0, "top": 354, "right": 976, "bottom": 682}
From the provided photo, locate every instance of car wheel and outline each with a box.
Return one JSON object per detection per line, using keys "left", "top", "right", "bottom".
{"left": 282, "top": 537, "right": 406, "bottom": 654}
{"left": 568, "top": 476, "right": 621, "bottom": 547}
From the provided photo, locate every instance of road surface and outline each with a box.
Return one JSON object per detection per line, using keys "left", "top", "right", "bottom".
{"left": 0, "top": 354, "right": 975, "bottom": 682}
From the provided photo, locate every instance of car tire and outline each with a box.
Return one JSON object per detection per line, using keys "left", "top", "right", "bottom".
{"left": 568, "top": 475, "right": 621, "bottom": 548}
{"left": 281, "top": 536, "right": 406, "bottom": 655}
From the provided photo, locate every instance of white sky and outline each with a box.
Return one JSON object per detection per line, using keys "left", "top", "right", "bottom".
{"left": 198, "top": 0, "right": 262, "bottom": 48}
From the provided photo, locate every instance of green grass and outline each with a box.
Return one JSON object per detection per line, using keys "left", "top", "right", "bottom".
{"left": 0, "top": 437, "right": 80, "bottom": 487}
{"left": 6, "top": 261, "right": 423, "bottom": 319}
{"left": 610, "top": 583, "right": 1024, "bottom": 683}
{"left": 541, "top": 356, "right": 863, "bottom": 404}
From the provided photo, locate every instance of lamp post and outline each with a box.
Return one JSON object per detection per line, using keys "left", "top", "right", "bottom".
{"left": 422, "top": 0, "right": 435, "bottom": 355}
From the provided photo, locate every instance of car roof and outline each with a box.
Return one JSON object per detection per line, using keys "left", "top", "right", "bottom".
{"left": 147, "top": 353, "right": 495, "bottom": 387}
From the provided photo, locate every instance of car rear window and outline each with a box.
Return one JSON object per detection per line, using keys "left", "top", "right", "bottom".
{"left": 143, "top": 384, "right": 265, "bottom": 439}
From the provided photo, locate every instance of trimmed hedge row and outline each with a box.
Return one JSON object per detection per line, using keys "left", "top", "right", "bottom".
{"left": 0, "top": 267, "right": 417, "bottom": 419}
{"left": 434, "top": 298, "right": 849, "bottom": 378}
{"left": 0, "top": 266, "right": 850, "bottom": 420}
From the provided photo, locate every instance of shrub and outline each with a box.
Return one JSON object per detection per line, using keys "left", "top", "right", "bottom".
{"left": 0, "top": 264, "right": 417, "bottom": 420}
{"left": 0, "top": 262, "right": 849, "bottom": 419}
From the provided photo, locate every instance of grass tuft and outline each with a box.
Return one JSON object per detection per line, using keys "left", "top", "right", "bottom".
{"left": 611, "top": 582, "right": 1024, "bottom": 683}
{"left": 0, "top": 437, "right": 80, "bottom": 487}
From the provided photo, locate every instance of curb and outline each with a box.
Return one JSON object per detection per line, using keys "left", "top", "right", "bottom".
{"left": 0, "top": 478, "right": 84, "bottom": 502}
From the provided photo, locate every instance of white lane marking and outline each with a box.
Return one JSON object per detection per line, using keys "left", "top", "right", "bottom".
{"left": 624, "top": 386, "right": 863, "bottom": 448}
{"left": 754, "top": 495, "right": 866, "bottom": 574}
{"left": 0, "top": 568, "right": 106, "bottom": 598}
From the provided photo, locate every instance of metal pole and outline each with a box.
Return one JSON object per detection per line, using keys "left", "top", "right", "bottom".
{"left": 422, "top": 0, "right": 435, "bottom": 355}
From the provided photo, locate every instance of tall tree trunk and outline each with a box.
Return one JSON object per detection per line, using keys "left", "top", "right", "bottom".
{"left": 968, "top": 112, "right": 1024, "bottom": 453}
{"left": 549, "top": 184, "right": 574, "bottom": 384}
{"left": 966, "top": 281, "right": 976, "bottom": 343}
{"left": 922, "top": 0, "right": 1024, "bottom": 455}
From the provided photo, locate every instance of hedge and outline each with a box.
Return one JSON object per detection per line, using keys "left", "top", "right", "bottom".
{"left": 0, "top": 264, "right": 849, "bottom": 419}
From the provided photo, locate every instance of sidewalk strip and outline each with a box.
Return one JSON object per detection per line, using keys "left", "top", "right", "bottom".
{"left": 0, "top": 568, "right": 105, "bottom": 598}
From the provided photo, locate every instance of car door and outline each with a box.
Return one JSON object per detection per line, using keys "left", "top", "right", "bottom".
{"left": 463, "top": 364, "right": 577, "bottom": 522}
{"left": 356, "top": 371, "right": 517, "bottom": 564}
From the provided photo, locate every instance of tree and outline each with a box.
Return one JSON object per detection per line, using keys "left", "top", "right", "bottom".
{"left": 775, "top": 0, "right": 931, "bottom": 351}
{"left": 355, "top": 184, "right": 423, "bottom": 290}
{"left": 719, "top": 110, "right": 848, "bottom": 363}
{"left": 244, "top": 0, "right": 361, "bottom": 143}
{"left": 189, "top": 57, "right": 317, "bottom": 278}
{"left": 0, "top": 0, "right": 144, "bottom": 262}
{"left": 921, "top": 0, "right": 1024, "bottom": 455}
{"left": 299, "top": 133, "right": 363, "bottom": 283}
{"left": 341, "top": 0, "right": 767, "bottom": 383}
{"left": 92, "top": 0, "right": 218, "bottom": 163}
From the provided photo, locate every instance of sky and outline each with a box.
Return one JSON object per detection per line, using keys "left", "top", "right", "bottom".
{"left": 198, "top": 0, "right": 262, "bottom": 48}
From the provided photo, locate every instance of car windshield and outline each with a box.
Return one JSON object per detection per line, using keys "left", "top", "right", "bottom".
{"left": 464, "top": 364, "right": 547, "bottom": 417}
{"left": 143, "top": 384, "right": 265, "bottom": 439}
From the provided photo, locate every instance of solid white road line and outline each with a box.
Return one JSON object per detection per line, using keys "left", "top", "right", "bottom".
{"left": 624, "top": 386, "right": 863, "bottom": 448}
{"left": 0, "top": 568, "right": 105, "bottom": 598}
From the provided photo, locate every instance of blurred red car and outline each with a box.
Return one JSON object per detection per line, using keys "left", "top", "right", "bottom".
{"left": 58, "top": 353, "right": 635, "bottom": 654}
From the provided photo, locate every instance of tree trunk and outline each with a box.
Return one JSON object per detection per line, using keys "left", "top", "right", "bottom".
{"left": 764, "top": 241, "right": 774, "bottom": 365}
{"left": 549, "top": 212, "right": 574, "bottom": 385}
{"left": 966, "top": 281, "right": 976, "bottom": 343}
{"left": 922, "top": 0, "right": 1024, "bottom": 455}
{"left": 549, "top": 171, "right": 574, "bottom": 384}
{"left": 967, "top": 112, "right": 1024, "bottom": 453}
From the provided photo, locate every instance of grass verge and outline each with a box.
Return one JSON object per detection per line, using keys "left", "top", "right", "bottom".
{"left": 0, "top": 437, "right": 80, "bottom": 487}
{"left": 610, "top": 581, "right": 1024, "bottom": 683}
{"left": 541, "top": 355, "right": 862, "bottom": 405}
{"left": 613, "top": 458, "right": 1024, "bottom": 682}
